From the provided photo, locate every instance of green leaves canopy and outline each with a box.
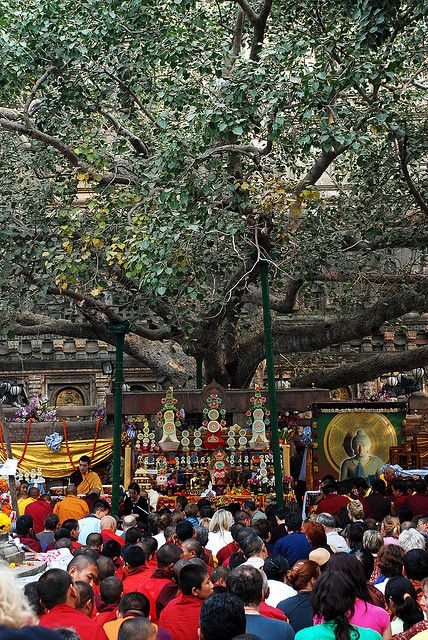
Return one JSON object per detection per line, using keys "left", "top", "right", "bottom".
{"left": 0, "top": 0, "right": 427, "bottom": 386}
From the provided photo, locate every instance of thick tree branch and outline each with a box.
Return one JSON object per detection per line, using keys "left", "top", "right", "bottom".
{"left": 223, "top": 7, "right": 245, "bottom": 77}
{"left": 14, "top": 314, "right": 99, "bottom": 339}
{"left": 11, "top": 313, "right": 194, "bottom": 388}
{"left": 295, "top": 111, "right": 371, "bottom": 195}
{"left": 0, "top": 117, "right": 81, "bottom": 166}
{"left": 272, "top": 288, "right": 428, "bottom": 354}
{"left": 19, "top": 271, "right": 168, "bottom": 341}
{"left": 259, "top": 0, "right": 273, "bottom": 22}
{"left": 49, "top": 287, "right": 168, "bottom": 340}
{"left": 317, "top": 270, "right": 428, "bottom": 285}
{"left": 229, "top": 0, "right": 272, "bottom": 60}
{"left": 233, "top": 0, "right": 258, "bottom": 25}
{"left": 291, "top": 345, "right": 428, "bottom": 389}
{"left": 249, "top": 0, "right": 273, "bottom": 61}
{"left": 232, "top": 8, "right": 245, "bottom": 57}
{"left": 0, "top": 108, "right": 20, "bottom": 120}
{"left": 397, "top": 137, "right": 428, "bottom": 216}
{"left": 239, "top": 286, "right": 428, "bottom": 376}
{"left": 0, "top": 117, "right": 132, "bottom": 186}
{"left": 294, "top": 144, "right": 350, "bottom": 195}
{"left": 246, "top": 278, "right": 302, "bottom": 313}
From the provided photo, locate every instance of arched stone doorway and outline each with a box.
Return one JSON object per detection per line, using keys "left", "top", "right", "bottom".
{"left": 55, "top": 387, "right": 85, "bottom": 407}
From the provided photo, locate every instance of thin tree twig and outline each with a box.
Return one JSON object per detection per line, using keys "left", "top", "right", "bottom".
{"left": 397, "top": 136, "right": 428, "bottom": 216}
{"left": 101, "top": 110, "right": 149, "bottom": 157}
{"left": 23, "top": 66, "right": 61, "bottom": 117}
{"left": 101, "top": 68, "right": 161, "bottom": 128}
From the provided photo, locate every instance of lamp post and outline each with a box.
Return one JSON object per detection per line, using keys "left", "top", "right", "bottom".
{"left": 260, "top": 260, "right": 284, "bottom": 507}
{"left": 196, "top": 354, "right": 203, "bottom": 390}
{"left": 107, "top": 321, "right": 129, "bottom": 515}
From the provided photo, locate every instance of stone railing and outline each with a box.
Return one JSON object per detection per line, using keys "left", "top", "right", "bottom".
{"left": 2, "top": 405, "right": 114, "bottom": 442}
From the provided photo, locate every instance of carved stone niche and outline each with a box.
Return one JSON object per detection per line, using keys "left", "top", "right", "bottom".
{"left": 47, "top": 377, "right": 93, "bottom": 406}
{"left": 55, "top": 388, "right": 85, "bottom": 407}
{"left": 85, "top": 340, "right": 100, "bottom": 354}
{"left": 41, "top": 340, "right": 54, "bottom": 354}
{"left": 63, "top": 339, "right": 77, "bottom": 353}
{"left": 0, "top": 342, "right": 10, "bottom": 356}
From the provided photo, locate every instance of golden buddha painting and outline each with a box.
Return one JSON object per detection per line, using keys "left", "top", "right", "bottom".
{"left": 323, "top": 412, "right": 397, "bottom": 480}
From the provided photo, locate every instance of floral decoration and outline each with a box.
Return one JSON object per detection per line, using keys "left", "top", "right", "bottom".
{"left": 45, "top": 433, "right": 63, "bottom": 452}
{"left": 14, "top": 394, "right": 56, "bottom": 423}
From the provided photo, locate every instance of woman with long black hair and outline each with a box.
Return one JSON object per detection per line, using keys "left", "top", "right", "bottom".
{"left": 295, "top": 572, "right": 382, "bottom": 640}
{"left": 385, "top": 577, "right": 428, "bottom": 640}
{"left": 324, "top": 553, "right": 391, "bottom": 640}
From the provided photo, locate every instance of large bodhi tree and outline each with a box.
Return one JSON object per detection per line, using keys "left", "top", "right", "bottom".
{"left": 0, "top": 0, "right": 428, "bottom": 389}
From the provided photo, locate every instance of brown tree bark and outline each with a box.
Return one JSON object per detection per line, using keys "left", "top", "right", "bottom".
{"left": 11, "top": 285, "right": 428, "bottom": 391}
{"left": 291, "top": 345, "right": 428, "bottom": 389}
{"left": 235, "top": 287, "right": 428, "bottom": 385}
{"left": 13, "top": 314, "right": 196, "bottom": 389}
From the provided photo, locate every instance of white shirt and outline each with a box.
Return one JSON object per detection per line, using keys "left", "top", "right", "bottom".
{"left": 207, "top": 530, "right": 233, "bottom": 557}
{"left": 391, "top": 619, "right": 404, "bottom": 635}
{"left": 326, "top": 530, "right": 349, "bottom": 552}
{"left": 265, "top": 580, "right": 297, "bottom": 607}
{"left": 375, "top": 577, "right": 389, "bottom": 594}
{"left": 148, "top": 489, "right": 159, "bottom": 511}
{"left": 78, "top": 515, "right": 101, "bottom": 544}
{"left": 243, "top": 557, "right": 265, "bottom": 571}
{"left": 154, "top": 531, "right": 166, "bottom": 546}
{"left": 44, "top": 548, "right": 74, "bottom": 571}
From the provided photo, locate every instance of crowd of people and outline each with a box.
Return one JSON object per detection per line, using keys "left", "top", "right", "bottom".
{"left": 2, "top": 466, "right": 428, "bottom": 640}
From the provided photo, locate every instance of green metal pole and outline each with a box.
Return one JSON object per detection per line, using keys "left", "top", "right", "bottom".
{"left": 260, "top": 260, "right": 284, "bottom": 507}
{"left": 196, "top": 354, "right": 203, "bottom": 389}
{"left": 108, "top": 321, "right": 129, "bottom": 515}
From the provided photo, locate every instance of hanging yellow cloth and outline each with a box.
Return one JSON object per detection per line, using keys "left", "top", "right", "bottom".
{"left": 0, "top": 439, "right": 113, "bottom": 478}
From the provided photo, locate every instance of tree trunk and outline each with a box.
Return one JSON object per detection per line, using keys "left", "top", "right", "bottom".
{"left": 252, "top": 360, "right": 266, "bottom": 387}
{"left": 123, "top": 335, "right": 196, "bottom": 388}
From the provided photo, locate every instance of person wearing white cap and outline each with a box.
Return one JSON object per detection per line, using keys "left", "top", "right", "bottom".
{"left": 309, "top": 547, "right": 331, "bottom": 568}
